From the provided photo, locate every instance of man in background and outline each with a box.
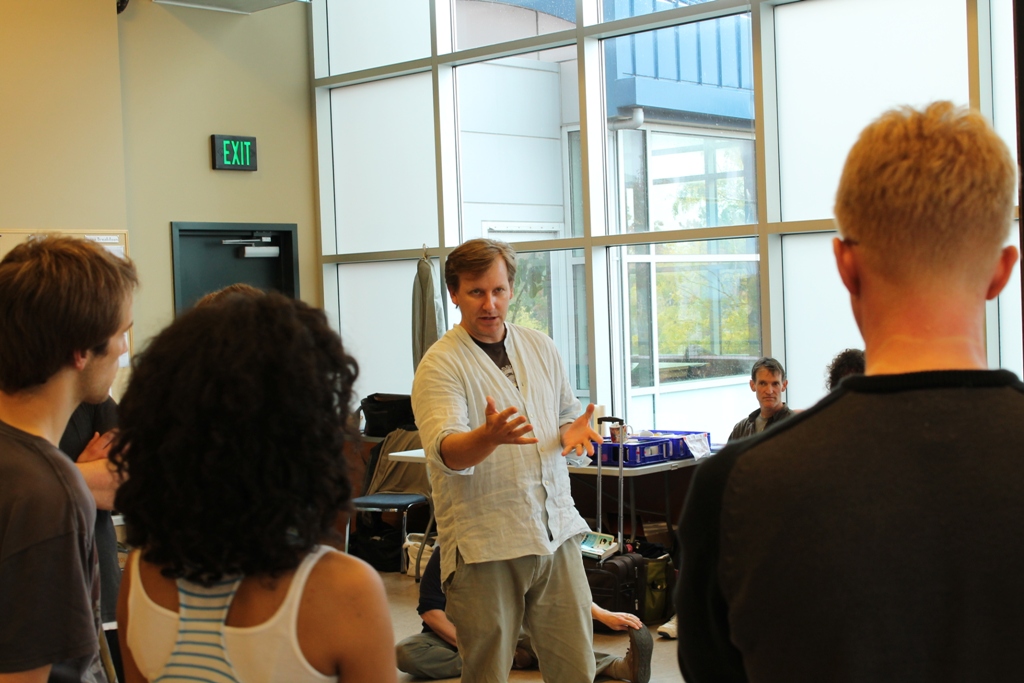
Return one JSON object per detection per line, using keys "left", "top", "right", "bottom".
{"left": 0, "top": 236, "right": 137, "bottom": 683}
{"left": 61, "top": 398, "right": 122, "bottom": 681}
{"left": 727, "top": 357, "right": 793, "bottom": 441}
{"left": 676, "top": 101, "right": 1022, "bottom": 683}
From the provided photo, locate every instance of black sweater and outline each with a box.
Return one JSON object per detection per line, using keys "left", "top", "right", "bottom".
{"left": 677, "top": 370, "right": 1024, "bottom": 683}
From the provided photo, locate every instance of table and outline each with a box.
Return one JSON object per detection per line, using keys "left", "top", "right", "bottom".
{"left": 389, "top": 449, "right": 701, "bottom": 543}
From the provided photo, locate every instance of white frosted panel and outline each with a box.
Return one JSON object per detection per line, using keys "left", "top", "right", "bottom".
{"left": 462, "top": 203, "right": 566, "bottom": 242}
{"left": 331, "top": 75, "right": 438, "bottom": 254}
{"left": 458, "top": 59, "right": 563, "bottom": 137}
{"left": 457, "top": 55, "right": 571, "bottom": 240}
{"left": 460, "top": 134, "right": 564, "bottom": 205}
{"left": 999, "top": 222, "right": 1022, "bottom": 377}
{"left": 336, "top": 260, "right": 419, "bottom": 402}
{"left": 648, "top": 381, "right": 757, "bottom": 445}
{"left": 991, "top": 0, "right": 1017, "bottom": 167}
{"left": 775, "top": 0, "right": 969, "bottom": 222}
{"left": 456, "top": 0, "right": 574, "bottom": 51}
{"left": 781, "top": 232, "right": 863, "bottom": 409}
{"left": 326, "top": 0, "right": 430, "bottom": 74}
{"left": 560, "top": 61, "right": 580, "bottom": 126}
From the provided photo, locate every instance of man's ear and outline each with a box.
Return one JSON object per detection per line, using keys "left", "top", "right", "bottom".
{"left": 985, "top": 245, "right": 1019, "bottom": 300}
{"left": 781, "top": 379, "right": 789, "bottom": 392}
{"left": 749, "top": 379, "right": 756, "bottom": 392}
{"left": 833, "top": 237, "right": 861, "bottom": 297}
{"left": 72, "top": 349, "right": 90, "bottom": 371}
{"left": 448, "top": 287, "right": 459, "bottom": 309}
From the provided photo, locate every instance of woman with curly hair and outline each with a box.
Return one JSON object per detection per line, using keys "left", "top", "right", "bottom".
{"left": 825, "top": 348, "right": 866, "bottom": 392}
{"left": 113, "top": 293, "right": 397, "bottom": 683}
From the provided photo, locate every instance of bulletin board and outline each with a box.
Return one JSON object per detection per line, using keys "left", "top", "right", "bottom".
{"left": 0, "top": 229, "right": 134, "bottom": 399}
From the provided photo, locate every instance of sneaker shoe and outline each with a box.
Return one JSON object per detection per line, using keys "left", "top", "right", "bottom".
{"left": 624, "top": 626, "right": 653, "bottom": 683}
{"left": 511, "top": 644, "right": 536, "bottom": 670}
{"left": 657, "top": 614, "right": 678, "bottom": 639}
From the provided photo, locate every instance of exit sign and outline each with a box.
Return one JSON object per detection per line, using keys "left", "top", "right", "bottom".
{"left": 212, "top": 135, "right": 257, "bottom": 171}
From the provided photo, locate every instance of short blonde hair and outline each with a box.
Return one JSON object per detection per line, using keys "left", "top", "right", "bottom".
{"left": 834, "top": 101, "right": 1016, "bottom": 280}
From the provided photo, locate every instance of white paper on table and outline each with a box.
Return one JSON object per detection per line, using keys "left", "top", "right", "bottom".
{"left": 565, "top": 453, "right": 593, "bottom": 467}
{"left": 684, "top": 433, "right": 712, "bottom": 460}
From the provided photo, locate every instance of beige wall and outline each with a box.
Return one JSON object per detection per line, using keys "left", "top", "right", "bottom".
{"left": 0, "top": 0, "right": 128, "bottom": 232}
{"left": 0, "top": 0, "right": 319, "bottom": 351}
{"left": 118, "top": 0, "right": 319, "bottom": 348}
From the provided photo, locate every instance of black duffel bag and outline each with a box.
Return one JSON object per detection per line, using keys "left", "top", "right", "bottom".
{"left": 360, "top": 393, "right": 415, "bottom": 437}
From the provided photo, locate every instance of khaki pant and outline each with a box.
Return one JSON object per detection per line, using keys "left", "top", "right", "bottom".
{"left": 445, "top": 536, "right": 596, "bottom": 683}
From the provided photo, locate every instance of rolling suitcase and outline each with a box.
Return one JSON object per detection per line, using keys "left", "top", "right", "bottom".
{"left": 584, "top": 552, "right": 646, "bottom": 626}
{"left": 584, "top": 416, "right": 646, "bottom": 627}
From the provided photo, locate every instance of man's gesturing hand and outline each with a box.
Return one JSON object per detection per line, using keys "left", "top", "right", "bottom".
{"left": 482, "top": 396, "right": 538, "bottom": 447}
{"left": 560, "top": 403, "right": 603, "bottom": 457}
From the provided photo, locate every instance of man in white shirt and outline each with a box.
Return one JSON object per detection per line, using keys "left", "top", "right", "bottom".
{"left": 412, "top": 238, "right": 601, "bottom": 683}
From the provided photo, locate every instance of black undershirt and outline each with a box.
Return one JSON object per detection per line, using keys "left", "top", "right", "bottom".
{"left": 472, "top": 336, "right": 518, "bottom": 388}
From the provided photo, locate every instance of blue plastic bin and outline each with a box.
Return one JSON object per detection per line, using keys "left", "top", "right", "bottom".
{"left": 645, "top": 430, "right": 712, "bottom": 460}
{"left": 594, "top": 437, "right": 670, "bottom": 467}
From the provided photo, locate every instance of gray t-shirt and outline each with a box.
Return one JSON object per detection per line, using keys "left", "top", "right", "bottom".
{"left": 0, "top": 419, "right": 106, "bottom": 682}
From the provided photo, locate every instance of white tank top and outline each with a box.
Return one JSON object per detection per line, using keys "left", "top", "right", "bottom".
{"left": 127, "top": 545, "right": 339, "bottom": 683}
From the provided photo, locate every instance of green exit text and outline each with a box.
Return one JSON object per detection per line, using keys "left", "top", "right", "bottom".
{"left": 211, "top": 135, "right": 257, "bottom": 171}
{"left": 223, "top": 139, "right": 252, "bottom": 166}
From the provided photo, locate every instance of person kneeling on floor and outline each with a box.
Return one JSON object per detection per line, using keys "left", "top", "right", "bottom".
{"left": 396, "top": 546, "right": 653, "bottom": 682}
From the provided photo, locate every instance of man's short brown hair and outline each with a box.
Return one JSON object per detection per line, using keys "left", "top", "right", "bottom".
{"left": 444, "top": 238, "right": 518, "bottom": 293}
{"left": 834, "top": 101, "right": 1016, "bottom": 282}
{"left": 0, "top": 236, "right": 138, "bottom": 393}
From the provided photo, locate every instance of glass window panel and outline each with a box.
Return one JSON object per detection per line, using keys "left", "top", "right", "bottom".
{"left": 604, "top": 16, "right": 753, "bottom": 127}
{"left": 325, "top": 0, "right": 431, "bottom": 75}
{"left": 998, "top": 222, "right": 1022, "bottom": 377}
{"left": 640, "top": 131, "right": 755, "bottom": 232}
{"left": 991, "top": 0, "right": 1017, "bottom": 168}
{"left": 567, "top": 131, "right": 584, "bottom": 238}
{"left": 456, "top": 0, "right": 576, "bottom": 51}
{"left": 508, "top": 249, "right": 589, "bottom": 396}
{"left": 334, "top": 260, "right": 422, "bottom": 404}
{"left": 330, "top": 74, "right": 438, "bottom": 254}
{"left": 615, "top": 237, "right": 760, "bottom": 441}
{"left": 781, "top": 232, "right": 863, "bottom": 410}
{"left": 457, "top": 53, "right": 578, "bottom": 242}
{"left": 604, "top": 16, "right": 755, "bottom": 234}
{"left": 775, "top": 0, "right": 970, "bottom": 222}
{"left": 602, "top": 0, "right": 715, "bottom": 24}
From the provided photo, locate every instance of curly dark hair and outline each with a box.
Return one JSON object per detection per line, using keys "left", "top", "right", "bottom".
{"left": 111, "top": 293, "right": 359, "bottom": 585}
{"left": 826, "top": 348, "right": 865, "bottom": 391}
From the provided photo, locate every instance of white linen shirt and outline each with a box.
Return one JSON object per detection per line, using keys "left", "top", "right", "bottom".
{"left": 411, "top": 323, "right": 590, "bottom": 583}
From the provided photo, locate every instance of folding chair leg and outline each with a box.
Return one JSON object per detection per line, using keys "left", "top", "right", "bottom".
{"left": 399, "top": 510, "right": 409, "bottom": 575}
{"left": 414, "top": 509, "right": 435, "bottom": 582}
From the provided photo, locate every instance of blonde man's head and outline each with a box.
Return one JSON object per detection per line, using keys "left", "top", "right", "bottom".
{"left": 834, "top": 101, "right": 1016, "bottom": 284}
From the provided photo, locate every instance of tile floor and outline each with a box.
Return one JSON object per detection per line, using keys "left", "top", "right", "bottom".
{"left": 383, "top": 571, "right": 684, "bottom": 682}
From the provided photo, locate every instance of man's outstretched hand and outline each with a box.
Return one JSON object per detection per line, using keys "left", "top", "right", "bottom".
{"left": 560, "top": 403, "right": 603, "bottom": 457}
{"left": 482, "top": 396, "right": 538, "bottom": 448}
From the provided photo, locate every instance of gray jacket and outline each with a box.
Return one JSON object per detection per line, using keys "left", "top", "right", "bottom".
{"left": 727, "top": 404, "right": 794, "bottom": 442}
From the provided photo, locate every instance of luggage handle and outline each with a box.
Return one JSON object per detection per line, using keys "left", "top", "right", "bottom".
{"left": 596, "top": 416, "right": 628, "bottom": 555}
